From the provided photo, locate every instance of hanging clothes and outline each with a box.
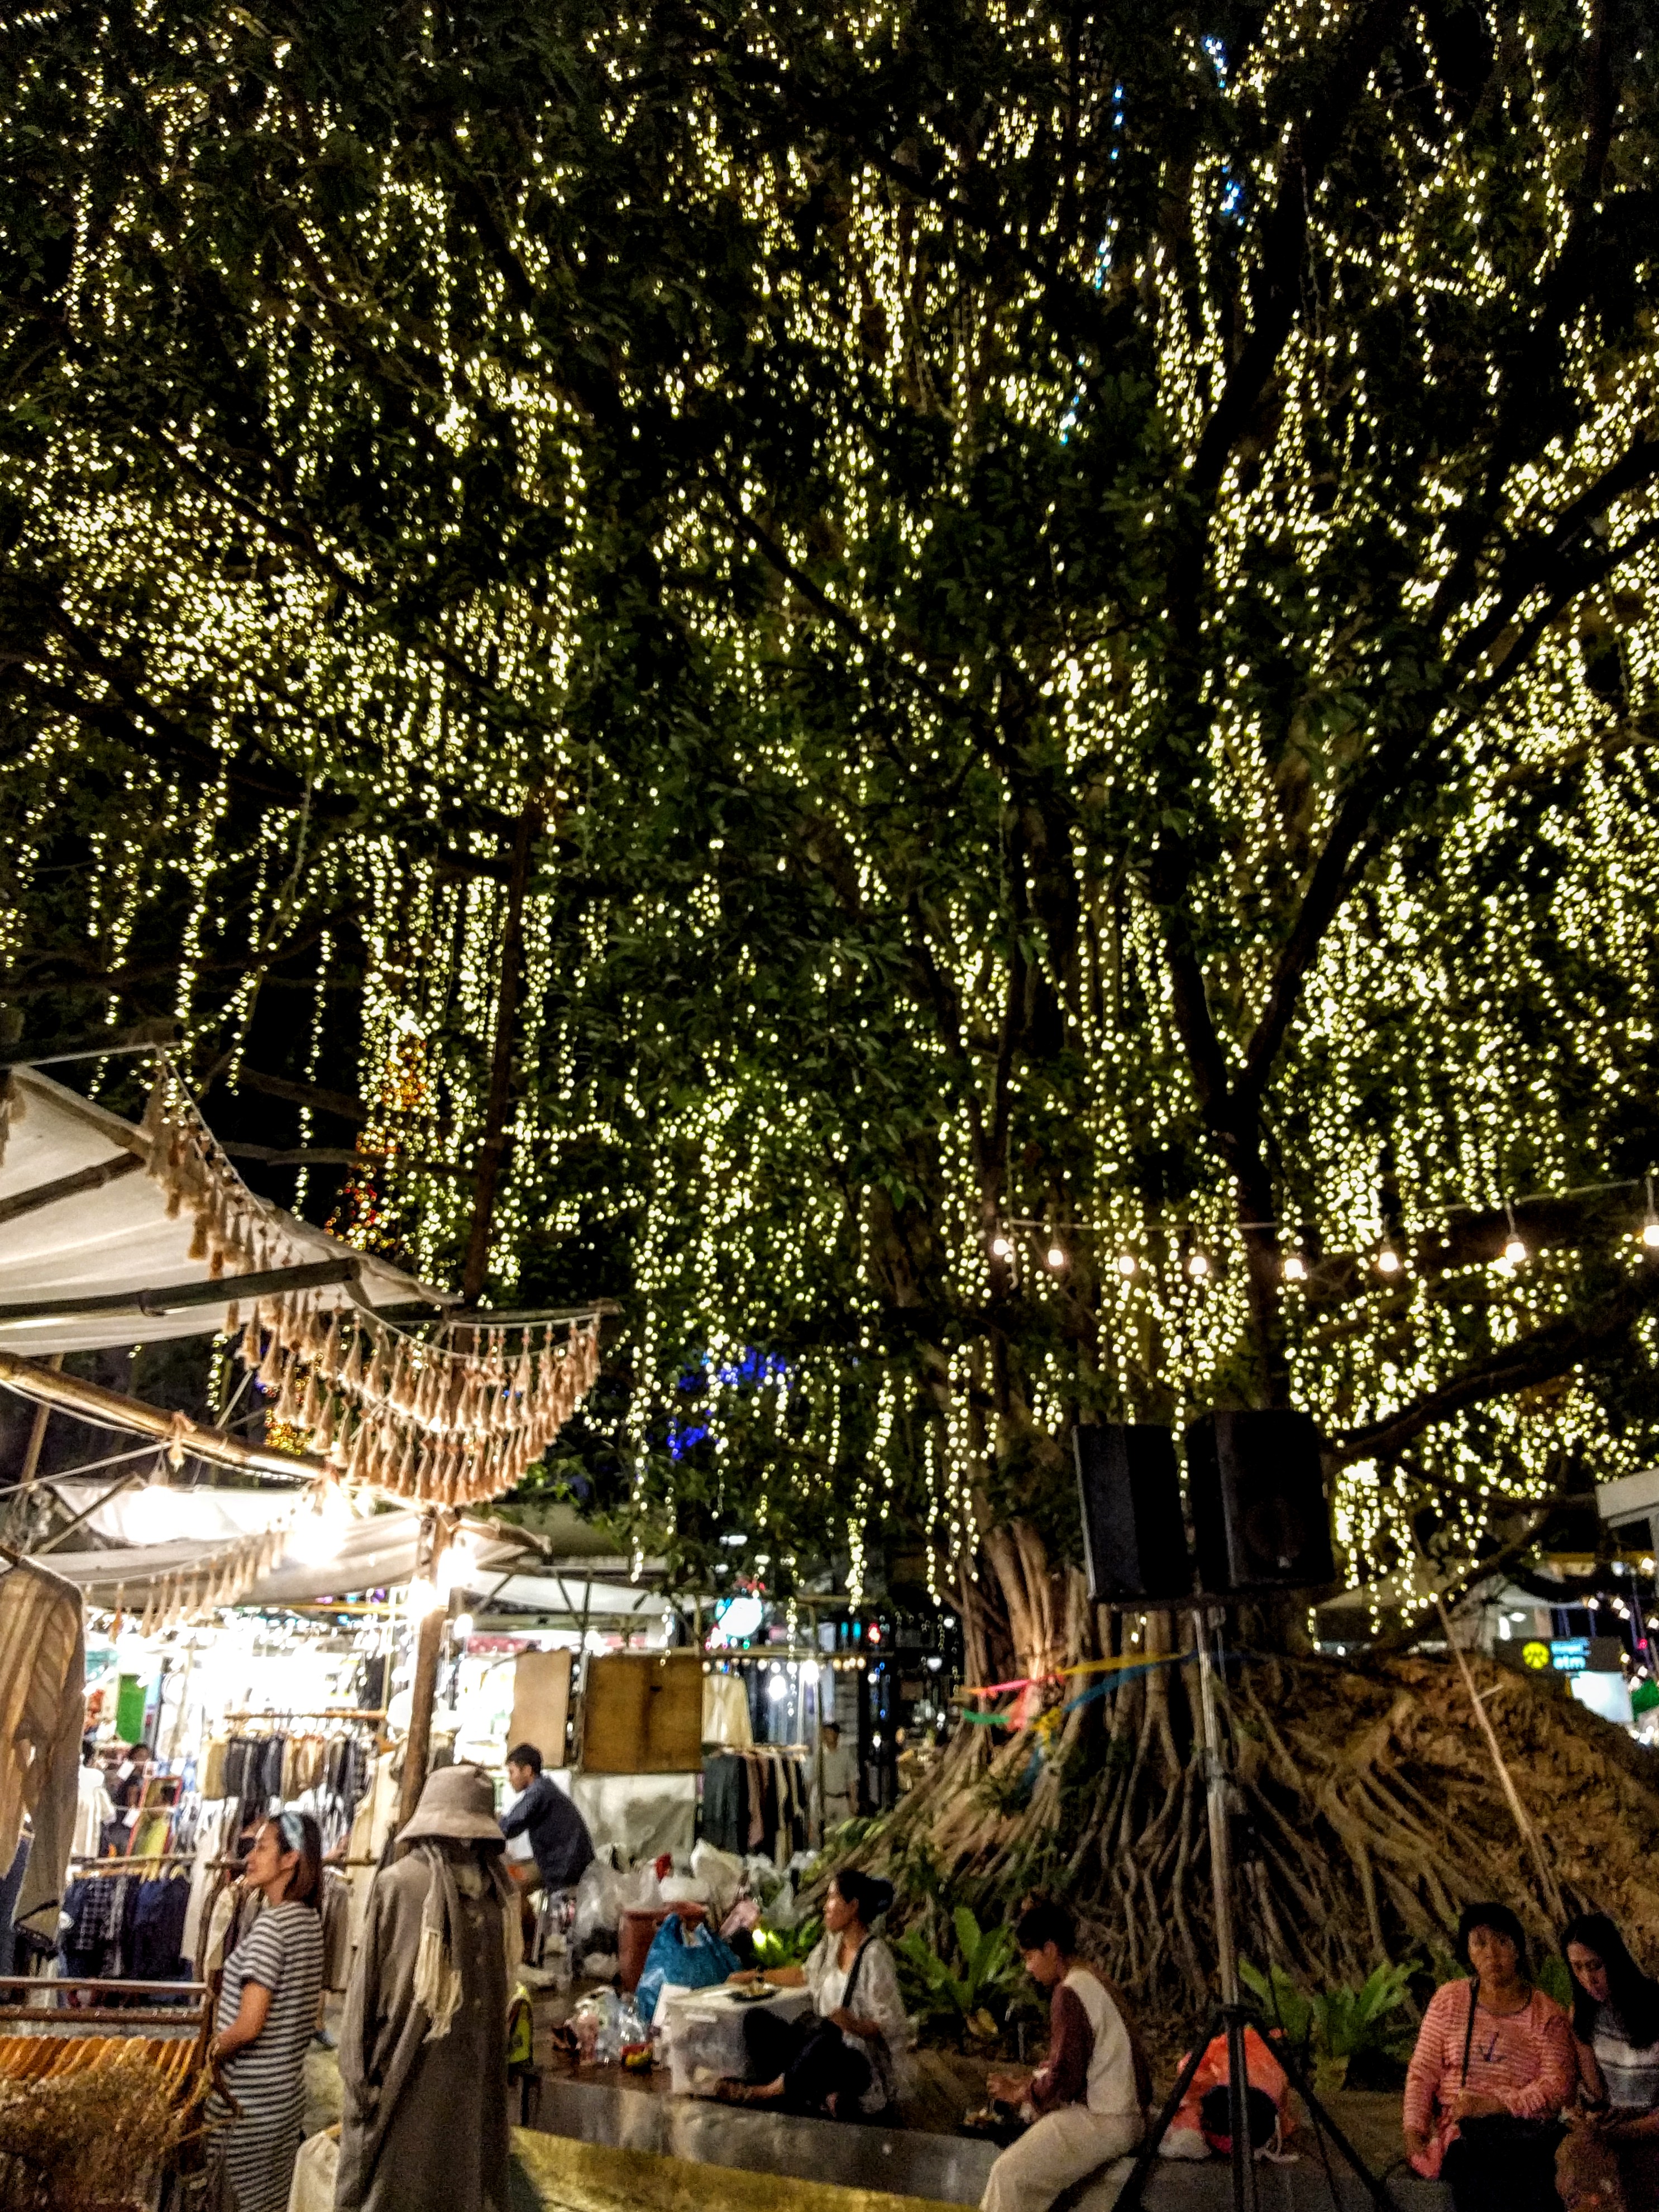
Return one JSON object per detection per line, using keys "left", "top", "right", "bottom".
{"left": 701, "top": 1672, "right": 753, "bottom": 1749}
{"left": 0, "top": 1555, "right": 85, "bottom": 1944}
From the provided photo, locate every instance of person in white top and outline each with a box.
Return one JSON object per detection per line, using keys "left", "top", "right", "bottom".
{"left": 981, "top": 1900, "right": 1148, "bottom": 2212}
{"left": 816, "top": 1721, "right": 858, "bottom": 1834}
{"left": 719, "top": 1869, "right": 907, "bottom": 2116}
{"left": 73, "top": 1741, "right": 114, "bottom": 1860}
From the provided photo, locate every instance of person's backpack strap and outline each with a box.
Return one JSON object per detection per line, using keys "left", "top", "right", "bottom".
{"left": 842, "top": 1938, "right": 871, "bottom": 2015}
{"left": 1461, "top": 1983, "right": 1479, "bottom": 2086}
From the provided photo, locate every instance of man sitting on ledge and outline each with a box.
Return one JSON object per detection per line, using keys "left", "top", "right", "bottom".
{"left": 981, "top": 1900, "right": 1149, "bottom": 2212}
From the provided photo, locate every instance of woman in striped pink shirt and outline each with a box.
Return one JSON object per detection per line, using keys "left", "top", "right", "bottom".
{"left": 1404, "top": 1903, "right": 1576, "bottom": 2212}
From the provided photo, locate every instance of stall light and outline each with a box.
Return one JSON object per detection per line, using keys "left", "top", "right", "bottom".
{"left": 452, "top": 1613, "right": 474, "bottom": 1641}
{"left": 1116, "top": 1252, "right": 1136, "bottom": 1277}
{"left": 405, "top": 1575, "right": 439, "bottom": 1618}
{"left": 1377, "top": 1247, "right": 1402, "bottom": 1275}
{"left": 1188, "top": 1251, "right": 1210, "bottom": 1279}
{"left": 1046, "top": 1244, "right": 1067, "bottom": 1270}
{"left": 990, "top": 1235, "right": 1013, "bottom": 1259}
{"left": 1283, "top": 1254, "right": 1307, "bottom": 1282}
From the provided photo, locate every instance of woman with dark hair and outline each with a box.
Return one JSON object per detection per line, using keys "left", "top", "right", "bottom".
{"left": 1403, "top": 1902, "right": 1576, "bottom": 2212}
{"left": 718, "top": 1867, "right": 907, "bottom": 2117}
{"left": 207, "top": 1810, "right": 326, "bottom": 2212}
{"left": 1558, "top": 1913, "right": 1659, "bottom": 2211}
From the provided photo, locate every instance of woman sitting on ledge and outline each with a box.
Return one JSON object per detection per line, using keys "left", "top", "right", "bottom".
{"left": 717, "top": 1869, "right": 906, "bottom": 2119}
{"left": 1403, "top": 1901, "right": 1575, "bottom": 2212}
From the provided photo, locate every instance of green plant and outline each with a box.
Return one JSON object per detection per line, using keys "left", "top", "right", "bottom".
{"left": 1241, "top": 1958, "right": 1417, "bottom": 2093}
{"left": 1537, "top": 1956, "right": 1573, "bottom": 2012}
{"left": 753, "top": 1915, "right": 823, "bottom": 1971}
{"left": 896, "top": 1906, "right": 1024, "bottom": 2044}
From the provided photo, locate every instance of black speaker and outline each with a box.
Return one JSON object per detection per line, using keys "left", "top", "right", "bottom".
{"left": 1184, "top": 1411, "right": 1335, "bottom": 1594}
{"left": 1074, "top": 1425, "right": 1193, "bottom": 1603}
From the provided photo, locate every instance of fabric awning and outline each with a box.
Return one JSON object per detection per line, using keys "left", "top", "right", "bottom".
{"left": 0, "top": 1064, "right": 446, "bottom": 1354}
{"left": 38, "top": 1482, "right": 673, "bottom": 1616}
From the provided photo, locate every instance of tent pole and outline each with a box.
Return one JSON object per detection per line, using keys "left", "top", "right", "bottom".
{"left": 0, "top": 1348, "right": 333, "bottom": 1484}
{"left": 2, "top": 1353, "right": 65, "bottom": 1542}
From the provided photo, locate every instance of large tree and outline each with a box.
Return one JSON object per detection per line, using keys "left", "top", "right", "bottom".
{"left": 6, "top": 0, "right": 1659, "bottom": 1680}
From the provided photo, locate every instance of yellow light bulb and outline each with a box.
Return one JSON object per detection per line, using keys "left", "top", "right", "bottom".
{"left": 1378, "top": 1248, "right": 1401, "bottom": 1274}
{"left": 1046, "top": 1245, "right": 1066, "bottom": 1270}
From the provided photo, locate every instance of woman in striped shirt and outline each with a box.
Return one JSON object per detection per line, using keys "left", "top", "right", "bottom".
{"left": 1560, "top": 1913, "right": 1659, "bottom": 2211}
{"left": 1404, "top": 1902, "right": 1575, "bottom": 2212}
{"left": 208, "top": 1811, "right": 326, "bottom": 2212}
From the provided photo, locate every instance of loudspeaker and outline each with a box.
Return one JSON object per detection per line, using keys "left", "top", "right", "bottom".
{"left": 1074, "top": 1424, "right": 1193, "bottom": 1603}
{"left": 1184, "top": 1411, "right": 1335, "bottom": 1594}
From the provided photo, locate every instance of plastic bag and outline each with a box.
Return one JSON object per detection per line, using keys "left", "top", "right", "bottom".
{"left": 635, "top": 1911, "right": 742, "bottom": 2022}
{"left": 719, "top": 1896, "right": 761, "bottom": 1941}
{"left": 660, "top": 1874, "right": 710, "bottom": 1908}
{"left": 619, "top": 1861, "right": 663, "bottom": 1912}
{"left": 575, "top": 1859, "right": 624, "bottom": 1947}
{"left": 690, "top": 1841, "right": 744, "bottom": 1920}
{"left": 762, "top": 1874, "right": 799, "bottom": 1927}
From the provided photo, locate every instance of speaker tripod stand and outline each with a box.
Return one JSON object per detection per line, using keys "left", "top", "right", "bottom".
{"left": 1112, "top": 1608, "right": 1396, "bottom": 2212}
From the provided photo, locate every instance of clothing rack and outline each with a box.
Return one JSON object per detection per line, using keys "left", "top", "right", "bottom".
{"left": 0, "top": 1973, "right": 210, "bottom": 2029}
{"left": 221, "top": 1707, "right": 389, "bottom": 1722}
{"left": 70, "top": 1852, "right": 193, "bottom": 1870}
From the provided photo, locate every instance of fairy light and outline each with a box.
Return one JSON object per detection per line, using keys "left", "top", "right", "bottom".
{"left": 3, "top": 2, "right": 1657, "bottom": 1620}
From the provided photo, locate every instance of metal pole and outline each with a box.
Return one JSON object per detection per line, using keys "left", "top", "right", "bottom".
{"left": 1192, "top": 1604, "right": 1254, "bottom": 2212}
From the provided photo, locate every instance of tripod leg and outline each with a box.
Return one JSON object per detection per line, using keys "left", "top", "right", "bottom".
{"left": 1111, "top": 2012, "right": 1221, "bottom": 2212}
{"left": 1225, "top": 2012, "right": 1258, "bottom": 2212}
{"left": 1267, "top": 2027, "right": 1395, "bottom": 2212}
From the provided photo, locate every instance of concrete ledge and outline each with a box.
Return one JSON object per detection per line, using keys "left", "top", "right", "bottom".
{"left": 528, "top": 2079, "right": 1450, "bottom": 2212}
{"left": 533, "top": 2078, "right": 1000, "bottom": 2204}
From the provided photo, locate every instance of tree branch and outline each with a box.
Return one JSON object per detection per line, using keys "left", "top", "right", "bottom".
{"left": 1332, "top": 1263, "right": 1659, "bottom": 1464}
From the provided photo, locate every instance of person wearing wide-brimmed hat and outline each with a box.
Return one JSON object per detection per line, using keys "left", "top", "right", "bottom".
{"left": 334, "top": 1765, "right": 520, "bottom": 2212}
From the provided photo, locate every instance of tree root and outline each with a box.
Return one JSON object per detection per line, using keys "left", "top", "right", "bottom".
{"left": 849, "top": 1647, "right": 1659, "bottom": 2031}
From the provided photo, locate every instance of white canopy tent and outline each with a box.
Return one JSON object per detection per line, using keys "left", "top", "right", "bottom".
{"left": 0, "top": 1064, "right": 446, "bottom": 1355}
{"left": 41, "top": 1479, "right": 676, "bottom": 1620}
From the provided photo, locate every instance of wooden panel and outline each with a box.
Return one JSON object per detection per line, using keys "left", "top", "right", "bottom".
{"left": 508, "top": 1649, "right": 573, "bottom": 1766}
{"left": 580, "top": 1652, "right": 705, "bottom": 1774}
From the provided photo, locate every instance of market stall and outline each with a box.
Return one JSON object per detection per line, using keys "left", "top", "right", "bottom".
{"left": 0, "top": 1052, "right": 610, "bottom": 1990}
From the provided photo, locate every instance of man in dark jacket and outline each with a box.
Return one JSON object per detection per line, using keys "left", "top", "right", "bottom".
{"left": 499, "top": 1742, "right": 595, "bottom": 1892}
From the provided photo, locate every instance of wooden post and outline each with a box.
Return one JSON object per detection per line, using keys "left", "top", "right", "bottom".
{"left": 462, "top": 800, "right": 541, "bottom": 1306}
{"left": 2, "top": 1352, "right": 63, "bottom": 1542}
{"left": 398, "top": 1512, "right": 451, "bottom": 1831}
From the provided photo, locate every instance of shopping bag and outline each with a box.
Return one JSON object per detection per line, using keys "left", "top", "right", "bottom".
{"left": 635, "top": 1911, "right": 741, "bottom": 2020}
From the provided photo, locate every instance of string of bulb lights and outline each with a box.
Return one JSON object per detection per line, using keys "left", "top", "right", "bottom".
{"left": 993, "top": 1177, "right": 1659, "bottom": 1282}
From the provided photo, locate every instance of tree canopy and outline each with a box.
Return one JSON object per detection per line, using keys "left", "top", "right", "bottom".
{"left": 5, "top": 0, "right": 1659, "bottom": 1621}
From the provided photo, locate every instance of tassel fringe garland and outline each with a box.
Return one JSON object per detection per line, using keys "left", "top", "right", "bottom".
{"left": 135, "top": 1067, "right": 601, "bottom": 1506}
